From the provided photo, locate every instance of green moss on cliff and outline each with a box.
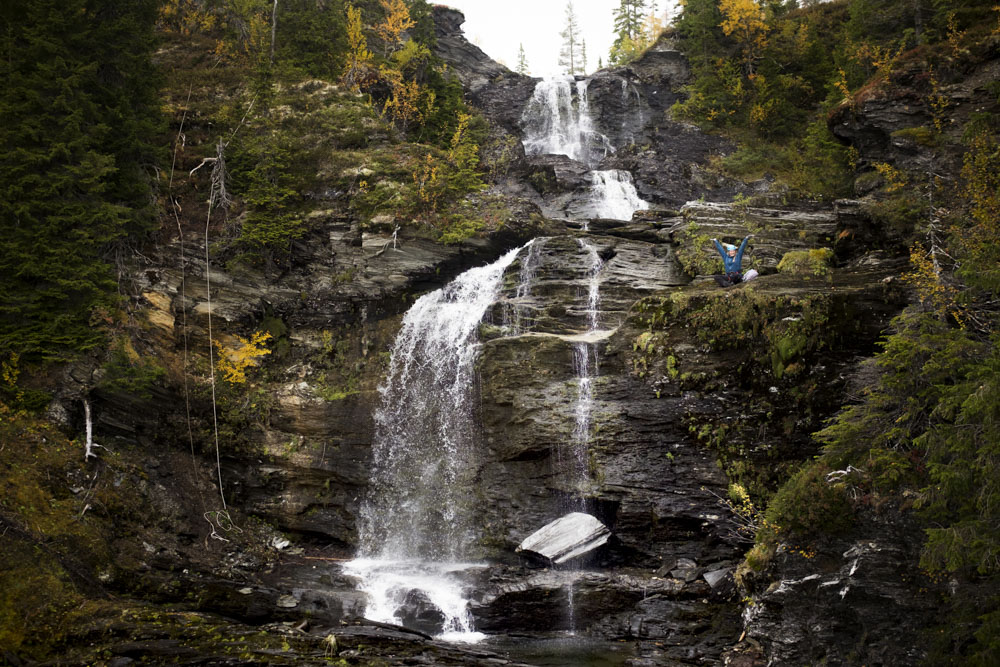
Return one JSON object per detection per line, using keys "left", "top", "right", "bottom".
{"left": 777, "top": 248, "right": 834, "bottom": 279}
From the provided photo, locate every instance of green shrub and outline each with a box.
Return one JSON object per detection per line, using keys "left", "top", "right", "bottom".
{"left": 98, "top": 343, "right": 166, "bottom": 400}
{"left": 764, "top": 461, "right": 855, "bottom": 539}
{"left": 777, "top": 248, "right": 834, "bottom": 277}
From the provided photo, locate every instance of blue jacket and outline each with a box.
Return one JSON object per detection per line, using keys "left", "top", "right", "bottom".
{"left": 714, "top": 236, "right": 750, "bottom": 274}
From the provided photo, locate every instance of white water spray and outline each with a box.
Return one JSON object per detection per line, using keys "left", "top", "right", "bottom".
{"left": 521, "top": 78, "right": 612, "bottom": 166}
{"left": 590, "top": 170, "right": 649, "bottom": 221}
{"left": 565, "top": 239, "right": 604, "bottom": 494}
{"left": 504, "top": 238, "right": 545, "bottom": 334}
{"left": 348, "top": 244, "right": 529, "bottom": 642}
{"left": 522, "top": 78, "right": 649, "bottom": 222}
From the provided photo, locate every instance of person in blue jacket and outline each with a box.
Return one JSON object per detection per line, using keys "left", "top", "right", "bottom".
{"left": 711, "top": 235, "right": 752, "bottom": 287}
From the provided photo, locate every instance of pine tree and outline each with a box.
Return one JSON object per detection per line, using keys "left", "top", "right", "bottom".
{"left": 276, "top": 0, "right": 348, "bottom": 80}
{"left": 0, "top": 0, "right": 160, "bottom": 362}
{"left": 558, "top": 1, "right": 583, "bottom": 75}
{"left": 581, "top": 39, "right": 588, "bottom": 75}
{"left": 613, "top": 1, "right": 647, "bottom": 42}
{"left": 516, "top": 43, "right": 529, "bottom": 75}
{"left": 609, "top": 0, "right": 649, "bottom": 65}
{"left": 673, "top": 0, "right": 725, "bottom": 67}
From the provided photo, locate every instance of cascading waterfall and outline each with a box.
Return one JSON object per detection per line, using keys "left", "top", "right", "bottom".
{"left": 521, "top": 77, "right": 612, "bottom": 165}
{"left": 564, "top": 239, "right": 604, "bottom": 498}
{"left": 504, "top": 238, "right": 545, "bottom": 334}
{"left": 560, "top": 239, "right": 605, "bottom": 634}
{"left": 590, "top": 170, "right": 649, "bottom": 221}
{"left": 346, "top": 244, "right": 530, "bottom": 642}
{"left": 348, "top": 73, "right": 650, "bottom": 647}
{"left": 522, "top": 77, "right": 649, "bottom": 221}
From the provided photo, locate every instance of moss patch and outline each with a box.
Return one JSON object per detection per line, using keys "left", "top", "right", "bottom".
{"left": 777, "top": 248, "right": 834, "bottom": 279}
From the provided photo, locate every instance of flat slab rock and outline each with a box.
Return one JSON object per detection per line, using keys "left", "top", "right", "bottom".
{"left": 516, "top": 512, "right": 611, "bottom": 564}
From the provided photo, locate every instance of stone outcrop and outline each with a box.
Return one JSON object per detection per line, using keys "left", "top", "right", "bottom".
{"left": 828, "top": 45, "right": 1000, "bottom": 187}
{"left": 726, "top": 513, "right": 941, "bottom": 666}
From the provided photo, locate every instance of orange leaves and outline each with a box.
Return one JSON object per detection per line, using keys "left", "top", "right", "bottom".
{"left": 342, "top": 4, "right": 374, "bottom": 91}
{"left": 904, "top": 244, "right": 967, "bottom": 328}
{"left": 413, "top": 153, "right": 441, "bottom": 213}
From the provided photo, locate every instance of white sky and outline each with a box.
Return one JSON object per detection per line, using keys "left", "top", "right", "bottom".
{"left": 439, "top": 1, "right": 677, "bottom": 77}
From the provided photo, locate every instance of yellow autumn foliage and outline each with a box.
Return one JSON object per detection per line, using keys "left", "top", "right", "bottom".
{"left": 375, "top": 0, "right": 414, "bottom": 56}
{"left": 342, "top": 4, "right": 374, "bottom": 91}
{"left": 214, "top": 331, "right": 272, "bottom": 384}
{"left": 719, "top": 0, "right": 769, "bottom": 75}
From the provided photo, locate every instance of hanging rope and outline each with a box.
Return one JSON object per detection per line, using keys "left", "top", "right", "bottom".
{"left": 197, "top": 94, "right": 256, "bottom": 542}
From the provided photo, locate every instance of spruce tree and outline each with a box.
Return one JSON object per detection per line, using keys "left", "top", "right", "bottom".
{"left": 516, "top": 43, "right": 530, "bottom": 75}
{"left": 612, "top": 1, "right": 647, "bottom": 42}
{"left": 0, "top": 0, "right": 160, "bottom": 362}
{"left": 609, "top": 0, "right": 649, "bottom": 65}
{"left": 276, "top": 0, "right": 348, "bottom": 79}
{"left": 558, "top": 1, "right": 583, "bottom": 76}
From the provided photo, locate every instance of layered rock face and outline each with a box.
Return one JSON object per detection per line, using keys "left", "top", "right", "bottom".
{"left": 475, "top": 233, "right": 730, "bottom": 565}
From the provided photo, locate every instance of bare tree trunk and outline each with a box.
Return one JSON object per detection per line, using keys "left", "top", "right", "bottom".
{"left": 270, "top": 0, "right": 278, "bottom": 66}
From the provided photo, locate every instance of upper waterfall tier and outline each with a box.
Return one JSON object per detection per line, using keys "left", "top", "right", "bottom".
{"left": 521, "top": 77, "right": 614, "bottom": 167}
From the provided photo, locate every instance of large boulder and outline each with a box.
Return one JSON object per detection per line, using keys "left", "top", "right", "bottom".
{"left": 516, "top": 512, "right": 612, "bottom": 564}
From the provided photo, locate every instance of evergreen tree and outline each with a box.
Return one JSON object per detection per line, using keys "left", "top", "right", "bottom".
{"left": 233, "top": 123, "right": 303, "bottom": 270}
{"left": 516, "top": 43, "right": 529, "bottom": 75}
{"left": 614, "top": 0, "right": 647, "bottom": 40}
{"left": 672, "top": 0, "right": 724, "bottom": 67}
{"left": 581, "top": 39, "right": 588, "bottom": 75}
{"left": 610, "top": 0, "right": 654, "bottom": 65}
{"left": 558, "top": 1, "right": 583, "bottom": 76}
{"left": 275, "top": 0, "right": 348, "bottom": 79}
{"left": 0, "top": 0, "right": 160, "bottom": 362}
{"left": 847, "top": 0, "right": 933, "bottom": 47}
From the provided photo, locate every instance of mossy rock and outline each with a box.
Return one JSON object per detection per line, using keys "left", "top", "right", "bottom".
{"left": 777, "top": 248, "right": 834, "bottom": 278}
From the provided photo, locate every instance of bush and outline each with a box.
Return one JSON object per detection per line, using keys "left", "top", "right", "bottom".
{"left": 777, "top": 248, "right": 834, "bottom": 277}
{"left": 764, "top": 461, "right": 855, "bottom": 539}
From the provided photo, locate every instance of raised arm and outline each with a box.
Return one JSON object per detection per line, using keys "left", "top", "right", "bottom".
{"left": 735, "top": 235, "right": 751, "bottom": 265}
{"left": 712, "top": 238, "right": 726, "bottom": 260}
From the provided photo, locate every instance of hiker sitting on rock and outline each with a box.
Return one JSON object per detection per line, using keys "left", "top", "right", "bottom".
{"left": 711, "top": 235, "right": 752, "bottom": 287}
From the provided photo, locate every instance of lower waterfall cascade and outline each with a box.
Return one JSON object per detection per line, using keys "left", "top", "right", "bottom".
{"left": 346, "top": 244, "right": 529, "bottom": 641}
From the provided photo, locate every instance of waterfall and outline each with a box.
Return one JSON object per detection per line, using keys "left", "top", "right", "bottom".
{"left": 504, "top": 238, "right": 545, "bottom": 334}
{"left": 522, "top": 77, "right": 649, "bottom": 222}
{"left": 521, "top": 77, "right": 612, "bottom": 166}
{"left": 590, "top": 170, "right": 649, "bottom": 221}
{"left": 568, "top": 240, "right": 604, "bottom": 494}
{"left": 346, "top": 244, "right": 529, "bottom": 642}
